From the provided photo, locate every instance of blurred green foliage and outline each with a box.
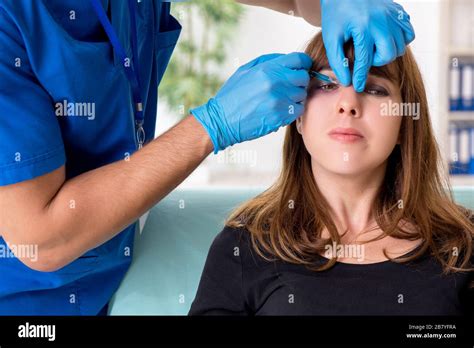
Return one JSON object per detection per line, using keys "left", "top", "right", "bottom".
{"left": 159, "top": 0, "right": 244, "bottom": 117}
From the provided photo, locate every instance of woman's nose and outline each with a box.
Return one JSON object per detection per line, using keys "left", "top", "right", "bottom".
{"left": 337, "top": 86, "right": 361, "bottom": 118}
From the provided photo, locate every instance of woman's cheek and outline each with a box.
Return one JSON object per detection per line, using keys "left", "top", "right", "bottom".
{"left": 369, "top": 102, "right": 402, "bottom": 149}
{"left": 300, "top": 103, "right": 330, "bottom": 157}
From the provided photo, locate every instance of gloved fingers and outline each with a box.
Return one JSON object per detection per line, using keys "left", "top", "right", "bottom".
{"left": 286, "top": 86, "right": 308, "bottom": 103}
{"left": 372, "top": 32, "right": 398, "bottom": 67}
{"left": 399, "top": 17, "right": 416, "bottom": 44}
{"left": 323, "top": 33, "right": 351, "bottom": 87}
{"left": 392, "top": 23, "right": 407, "bottom": 57}
{"left": 351, "top": 29, "right": 374, "bottom": 92}
{"left": 391, "top": 2, "right": 416, "bottom": 44}
{"left": 282, "top": 68, "right": 310, "bottom": 87}
{"left": 271, "top": 103, "right": 304, "bottom": 128}
{"left": 272, "top": 52, "right": 313, "bottom": 70}
{"left": 237, "top": 53, "right": 284, "bottom": 73}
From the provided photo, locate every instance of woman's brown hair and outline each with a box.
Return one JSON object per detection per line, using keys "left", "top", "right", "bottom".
{"left": 226, "top": 32, "right": 474, "bottom": 278}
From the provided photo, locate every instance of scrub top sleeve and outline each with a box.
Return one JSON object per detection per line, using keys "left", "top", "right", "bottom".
{"left": 0, "top": 7, "right": 65, "bottom": 186}
{"left": 188, "top": 226, "right": 249, "bottom": 315}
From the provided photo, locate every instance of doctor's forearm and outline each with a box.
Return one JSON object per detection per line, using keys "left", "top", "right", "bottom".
{"left": 236, "top": 0, "right": 321, "bottom": 26}
{"left": 237, "top": 0, "right": 298, "bottom": 14}
{"left": 295, "top": 0, "right": 321, "bottom": 26}
{"left": 40, "top": 115, "right": 212, "bottom": 271}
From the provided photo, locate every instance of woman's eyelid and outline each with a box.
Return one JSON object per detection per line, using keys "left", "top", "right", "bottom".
{"left": 318, "top": 82, "right": 339, "bottom": 91}
{"left": 317, "top": 70, "right": 392, "bottom": 91}
{"left": 363, "top": 81, "right": 389, "bottom": 95}
{"left": 313, "top": 76, "right": 390, "bottom": 95}
{"left": 365, "top": 77, "right": 392, "bottom": 93}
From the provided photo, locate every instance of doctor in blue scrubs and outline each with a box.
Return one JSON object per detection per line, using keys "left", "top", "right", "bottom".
{"left": 0, "top": 0, "right": 415, "bottom": 315}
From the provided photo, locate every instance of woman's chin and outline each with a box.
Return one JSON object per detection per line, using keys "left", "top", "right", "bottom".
{"left": 323, "top": 167, "right": 367, "bottom": 177}
{"left": 312, "top": 159, "right": 371, "bottom": 177}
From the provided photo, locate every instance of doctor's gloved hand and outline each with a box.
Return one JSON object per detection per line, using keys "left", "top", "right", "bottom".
{"left": 320, "top": 0, "right": 415, "bottom": 92}
{"left": 190, "top": 52, "right": 312, "bottom": 154}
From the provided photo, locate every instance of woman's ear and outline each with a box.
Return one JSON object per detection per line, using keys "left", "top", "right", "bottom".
{"left": 296, "top": 116, "right": 303, "bottom": 134}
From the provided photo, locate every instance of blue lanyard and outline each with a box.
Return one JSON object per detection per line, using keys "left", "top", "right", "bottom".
{"left": 90, "top": 0, "right": 145, "bottom": 149}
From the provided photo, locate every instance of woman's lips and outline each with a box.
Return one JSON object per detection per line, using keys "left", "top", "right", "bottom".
{"left": 329, "top": 133, "right": 364, "bottom": 143}
{"left": 328, "top": 127, "right": 364, "bottom": 143}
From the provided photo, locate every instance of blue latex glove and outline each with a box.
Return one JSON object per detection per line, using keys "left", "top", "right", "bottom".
{"left": 191, "top": 52, "right": 312, "bottom": 154}
{"left": 320, "top": 0, "right": 416, "bottom": 92}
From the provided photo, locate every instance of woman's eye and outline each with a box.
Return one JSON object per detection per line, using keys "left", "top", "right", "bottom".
{"left": 317, "top": 83, "right": 339, "bottom": 91}
{"left": 364, "top": 85, "right": 389, "bottom": 96}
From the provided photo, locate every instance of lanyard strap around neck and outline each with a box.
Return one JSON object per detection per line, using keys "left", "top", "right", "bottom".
{"left": 90, "top": 0, "right": 145, "bottom": 148}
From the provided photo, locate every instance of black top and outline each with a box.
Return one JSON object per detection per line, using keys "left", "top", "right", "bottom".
{"left": 189, "top": 226, "right": 474, "bottom": 316}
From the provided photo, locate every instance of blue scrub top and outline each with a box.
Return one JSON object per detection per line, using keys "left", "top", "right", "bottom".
{"left": 0, "top": 0, "right": 181, "bottom": 315}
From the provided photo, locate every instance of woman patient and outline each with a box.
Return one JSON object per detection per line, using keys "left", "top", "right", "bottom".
{"left": 189, "top": 32, "right": 474, "bottom": 315}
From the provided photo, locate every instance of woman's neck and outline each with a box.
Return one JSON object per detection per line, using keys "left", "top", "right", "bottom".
{"left": 311, "top": 160, "right": 388, "bottom": 240}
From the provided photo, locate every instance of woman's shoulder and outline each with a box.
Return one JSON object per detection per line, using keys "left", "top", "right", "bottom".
{"left": 207, "top": 225, "right": 252, "bottom": 256}
{"left": 210, "top": 225, "right": 271, "bottom": 267}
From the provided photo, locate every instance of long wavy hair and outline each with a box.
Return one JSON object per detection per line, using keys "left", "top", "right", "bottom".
{"left": 226, "top": 32, "right": 473, "bottom": 280}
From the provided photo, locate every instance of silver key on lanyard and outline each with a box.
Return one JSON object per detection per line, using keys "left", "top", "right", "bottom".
{"left": 135, "top": 102, "right": 145, "bottom": 150}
